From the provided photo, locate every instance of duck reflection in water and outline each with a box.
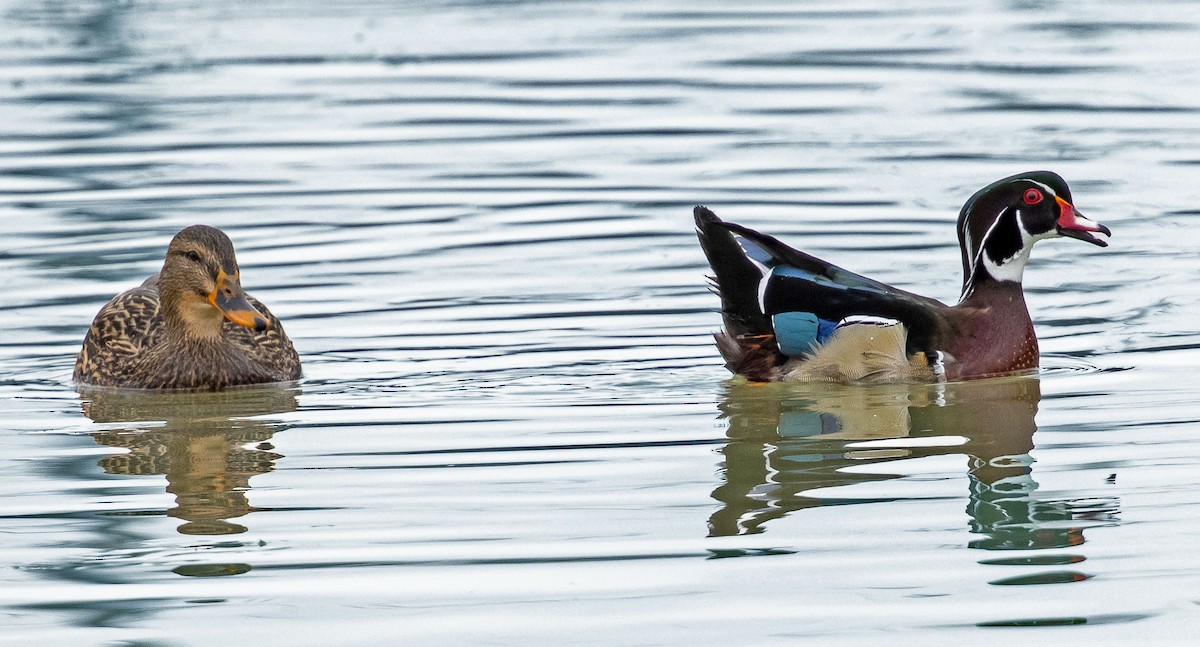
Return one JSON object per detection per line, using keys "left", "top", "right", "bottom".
{"left": 710, "top": 377, "right": 1118, "bottom": 566}
{"left": 80, "top": 386, "right": 297, "bottom": 536}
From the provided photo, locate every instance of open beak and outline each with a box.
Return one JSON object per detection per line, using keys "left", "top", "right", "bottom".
{"left": 208, "top": 270, "right": 270, "bottom": 332}
{"left": 1055, "top": 196, "right": 1111, "bottom": 247}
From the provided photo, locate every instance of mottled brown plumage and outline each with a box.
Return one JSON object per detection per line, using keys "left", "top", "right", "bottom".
{"left": 74, "top": 225, "right": 301, "bottom": 390}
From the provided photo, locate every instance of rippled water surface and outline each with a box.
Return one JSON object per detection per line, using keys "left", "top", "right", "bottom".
{"left": 5, "top": 0, "right": 1200, "bottom": 643}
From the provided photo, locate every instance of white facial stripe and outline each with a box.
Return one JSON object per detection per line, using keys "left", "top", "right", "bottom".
{"left": 964, "top": 200, "right": 1065, "bottom": 294}
{"left": 1019, "top": 179, "right": 1057, "bottom": 198}
{"left": 962, "top": 224, "right": 974, "bottom": 271}
{"left": 961, "top": 206, "right": 1012, "bottom": 297}
{"left": 981, "top": 236, "right": 1029, "bottom": 283}
{"left": 961, "top": 179, "right": 1067, "bottom": 296}
{"left": 980, "top": 212, "right": 1060, "bottom": 284}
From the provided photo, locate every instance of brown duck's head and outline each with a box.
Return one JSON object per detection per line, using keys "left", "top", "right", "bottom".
{"left": 956, "top": 171, "right": 1111, "bottom": 292}
{"left": 160, "top": 225, "right": 270, "bottom": 337}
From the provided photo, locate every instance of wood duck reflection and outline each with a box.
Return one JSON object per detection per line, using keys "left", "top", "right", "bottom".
{"left": 80, "top": 387, "right": 296, "bottom": 535}
{"left": 710, "top": 378, "right": 1118, "bottom": 559}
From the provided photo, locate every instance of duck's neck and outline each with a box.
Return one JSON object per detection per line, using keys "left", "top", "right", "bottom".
{"left": 959, "top": 243, "right": 1034, "bottom": 304}
{"left": 957, "top": 274, "right": 1030, "bottom": 312}
{"left": 162, "top": 290, "right": 226, "bottom": 342}
{"left": 948, "top": 277, "right": 1039, "bottom": 379}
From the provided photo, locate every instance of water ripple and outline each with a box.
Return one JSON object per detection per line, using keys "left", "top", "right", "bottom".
{"left": 4, "top": 0, "right": 1200, "bottom": 643}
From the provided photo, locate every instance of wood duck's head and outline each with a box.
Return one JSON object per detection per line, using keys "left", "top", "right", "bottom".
{"left": 956, "top": 171, "right": 1110, "bottom": 294}
{"left": 160, "top": 225, "right": 270, "bottom": 338}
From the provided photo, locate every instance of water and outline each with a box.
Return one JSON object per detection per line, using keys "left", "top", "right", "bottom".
{"left": 3, "top": 0, "right": 1200, "bottom": 643}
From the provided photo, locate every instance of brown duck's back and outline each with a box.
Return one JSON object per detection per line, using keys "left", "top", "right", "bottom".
{"left": 74, "top": 278, "right": 300, "bottom": 390}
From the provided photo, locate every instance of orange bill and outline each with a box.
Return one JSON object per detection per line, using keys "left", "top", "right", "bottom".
{"left": 207, "top": 270, "right": 270, "bottom": 332}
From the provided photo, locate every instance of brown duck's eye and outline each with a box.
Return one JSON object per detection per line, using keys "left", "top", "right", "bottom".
{"left": 1023, "top": 188, "right": 1043, "bottom": 205}
{"left": 184, "top": 250, "right": 203, "bottom": 263}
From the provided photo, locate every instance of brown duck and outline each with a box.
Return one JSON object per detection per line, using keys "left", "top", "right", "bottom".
{"left": 694, "top": 171, "right": 1111, "bottom": 383}
{"left": 74, "top": 225, "right": 301, "bottom": 390}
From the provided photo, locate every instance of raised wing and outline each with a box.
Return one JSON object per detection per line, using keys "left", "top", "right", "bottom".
{"left": 714, "top": 219, "right": 948, "bottom": 352}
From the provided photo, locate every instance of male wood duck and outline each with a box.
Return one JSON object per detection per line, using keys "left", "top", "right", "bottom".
{"left": 694, "top": 171, "right": 1110, "bottom": 383}
{"left": 74, "top": 225, "right": 301, "bottom": 390}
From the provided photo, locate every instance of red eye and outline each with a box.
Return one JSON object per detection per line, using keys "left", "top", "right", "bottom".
{"left": 1023, "top": 188, "right": 1043, "bottom": 205}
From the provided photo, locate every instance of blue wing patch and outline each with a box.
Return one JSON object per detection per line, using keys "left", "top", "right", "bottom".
{"left": 771, "top": 311, "right": 839, "bottom": 356}
{"left": 769, "top": 266, "right": 909, "bottom": 356}
{"left": 767, "top": 264, "right": 843, "bottom": 356}
{"left": 771, "top": 311, "right": 819, "bottom": 355}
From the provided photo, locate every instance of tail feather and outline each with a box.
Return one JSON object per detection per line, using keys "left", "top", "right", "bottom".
{"left": 695, "top": 206, "right": 784, "bottom": 379}
{"left": 694, "top": 206, "right": 772, "bottom": 340}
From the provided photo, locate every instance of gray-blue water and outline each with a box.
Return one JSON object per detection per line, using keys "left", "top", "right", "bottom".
{"left": 4, "top": 0, "right": 1200, "bottom": 643}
